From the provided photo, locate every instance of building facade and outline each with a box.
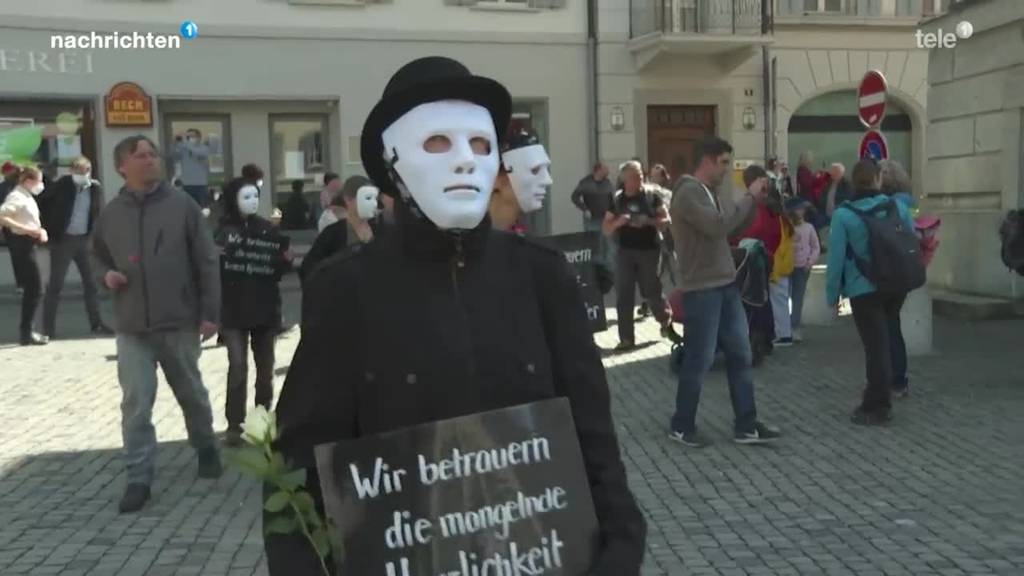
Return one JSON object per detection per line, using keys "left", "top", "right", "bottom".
{"left": 920, "top": 0, "right": 1023, "bottom": 299}
{"left": 599, "top": 0, "right": 940, "bottom": 198}
{"left": 0, "top": 0, "right": 583, "bottom": 236}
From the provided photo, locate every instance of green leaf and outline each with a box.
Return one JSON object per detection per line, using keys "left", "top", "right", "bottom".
{"left": 293, "top": 492, "right": 316, "bottom": 516}
{"left": 311, "top": 528, "right": 331, "bottom": 558}
{"left": 228, "top": 447, "right": 270, "bottom": 477}
{"left": 327, "top": 523, "right": 346, "bottom": 562}
{"left": 264, "top": 490, "right": 291, "bottom": 513}
{"left": 264, "top": 514, "right": 297, "bottom": 535}
{"left": 278, "top": 468, "right": 307, "bottom": 491}
{"left": 267, "top": 453, "right": 288, "bottom": 478}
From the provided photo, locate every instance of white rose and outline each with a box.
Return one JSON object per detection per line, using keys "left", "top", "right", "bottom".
{"left": 241, "top": 406, "right": 277, "bottom": 445}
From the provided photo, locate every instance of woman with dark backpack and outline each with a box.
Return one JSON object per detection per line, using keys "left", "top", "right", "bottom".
{"left": 215, "top": 177, "right": 293, "bottom": 446}
{"left": 825, "top": 159, "right": 917, "bottom": 426}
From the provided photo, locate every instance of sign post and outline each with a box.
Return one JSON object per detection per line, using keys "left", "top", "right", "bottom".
{"left": 858, "top": 70, "right": 889, "bottom": 160}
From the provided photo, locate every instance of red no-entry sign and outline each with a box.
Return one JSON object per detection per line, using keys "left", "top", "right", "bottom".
{"left": 858, "top": 70, "right": 888, "bottom": 128}
{"left": 860, "top": 129, "right": 889, "bottom": 161}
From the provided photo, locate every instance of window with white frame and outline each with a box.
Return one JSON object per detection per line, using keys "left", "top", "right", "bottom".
{"left": 288, "top": 0, "right": 386, "bottom": 6}
{"left": 446, "top": 0, "right": 565, "bottom": 8}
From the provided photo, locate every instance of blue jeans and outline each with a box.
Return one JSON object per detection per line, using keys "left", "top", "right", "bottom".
{"left": 789, "top": 267, "right": 811, "bottom": 329}
{"left": 117, "top": 330, "right": 218, "bottom": 486}
{"left": 584, "top": 218, "right": 616, "bottom": 276}
{"left": 671, "top": 284, "right": 758, "bottom": 435}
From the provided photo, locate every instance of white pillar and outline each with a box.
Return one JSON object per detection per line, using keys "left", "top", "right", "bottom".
{"left": 900, "top": 285, "right": 933, "bottom": 355}
{"left": 801, "top": 265, "right": 838, "bottom": 326}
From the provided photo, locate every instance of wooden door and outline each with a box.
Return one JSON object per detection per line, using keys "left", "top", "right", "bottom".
{"left": 647, "top": 105, "right": 716, "bottom": 182}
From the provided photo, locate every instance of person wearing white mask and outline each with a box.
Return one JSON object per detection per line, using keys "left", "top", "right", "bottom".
{"left": 0, "top": 165, "right": 49, "bottom": 345}
{"left": 214, "top": 178, "right": 293, "bottom": 447}
{"left": 267, "top": 56, "right": 645, "bottom": 576}
{"left": 488, "top": 127, "right": 552, "bottom": 234}
{"left": 38, "top": 156, "right": 112, "bottom": 339}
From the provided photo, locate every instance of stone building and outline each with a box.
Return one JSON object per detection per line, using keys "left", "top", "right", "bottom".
{"left": 921, "top": 0, "right": 1023, "bottom": 300}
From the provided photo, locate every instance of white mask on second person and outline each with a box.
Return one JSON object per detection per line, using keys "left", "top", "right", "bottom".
{"left": 381, "top": 100, "right": 499, "bottom": 230}
{"left": 28, "top": 182, "right": 44, "bottom": 196}
{"left": 256, "top": 179, "right": 264, "bottom": 189}
{"left": 356, "top": 186, "right": 380, "bottom": 220}
{"left": 501, "top": 144, "right": 552, "bottom": 214}
{"left": 72, "top": 173, "right": 91, "bottom": 186}
{"left": 237, "top": 184, "right": 260, "bottom": 216}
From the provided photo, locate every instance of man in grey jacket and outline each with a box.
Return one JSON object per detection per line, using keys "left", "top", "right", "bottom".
{"left": 91, "top": 135, "right": 223, "bottom": 514}
{"left": 668, "top": 136, "right": 781, "bottom": 448}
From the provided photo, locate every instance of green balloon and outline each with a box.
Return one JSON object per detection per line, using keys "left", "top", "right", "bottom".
{"left": 0, "top": 126, "right": 43, "bottom": 163}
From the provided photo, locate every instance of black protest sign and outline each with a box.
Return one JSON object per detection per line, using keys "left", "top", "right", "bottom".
{"left": 314, "top": 398, "right": 599, "bottom": 576}
{"left": 540, "top": 232, "right": 608, "bottom": 333}
{"left": 221, "top": 230, "right": 288, "bottom": 279}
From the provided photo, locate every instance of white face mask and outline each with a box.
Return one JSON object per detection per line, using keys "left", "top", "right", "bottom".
{"left": 237, "top": 184, "right": 260, "bottom": 216}
{"left": 381, "top": 100, "right": 499, "bottom": 230}
{"left": 28, "top": 181, "right": 44, "bottom": 196}
{"left": 72, "top": 173, "right": 91, "bottom": 186}
{"left": 356, "top": 185, "right": 380, "bottom": 220}
{"left": 256, "top": 179, "right": 264, "bottom": 189}
{"left": 502, "top": 144, "right": 552, "bottom": 214}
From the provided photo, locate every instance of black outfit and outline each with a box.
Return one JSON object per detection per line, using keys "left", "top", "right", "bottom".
{"left": 8, "top": 232, "right": 41, "bottom": 337}
{"left": 608, "top": 189, "right": 670, "bottom": 343}
{"left": 850, "top": 291, "right": 907, "bottom": 417}
{"left": 280, "top": 193, "right": 311, "bottom": 230}
{"left": 38, "top": 175, "right": 105, "bottom": 335}
{"left": 298, "top": 219, "right": 349, "bottom": 285}
{"left": 215, "top": 215, "right": 291, "bottom": 432}
{"left": 266, "top": 204, "right": 646, "bottom": 575}
{"left": 571, "top": 174, "right": 615, "bottom": 222}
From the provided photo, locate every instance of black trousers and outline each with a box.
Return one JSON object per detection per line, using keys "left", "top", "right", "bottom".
{"left": 8, "top": 233, "right": 41, "bottom": 336}
{"left": 850, "top": 292, "right": 907, "bottom": 414}
{"left": 222, "top": 328, "right": 276, "bottom": 430}
{"left": 615, "top": 247, "right": 669, "bottom": 344}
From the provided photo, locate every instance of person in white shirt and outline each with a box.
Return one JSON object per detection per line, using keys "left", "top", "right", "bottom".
{"left": 0, "top": 165, "right": 50, "bottom": 345}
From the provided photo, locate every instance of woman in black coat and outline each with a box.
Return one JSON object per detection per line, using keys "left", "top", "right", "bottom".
{"left": 214, "top": 177, "right": 293, "bottom": 446}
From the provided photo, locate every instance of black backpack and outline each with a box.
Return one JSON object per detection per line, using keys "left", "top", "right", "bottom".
{"left": 999, "top": 209, "right": 1024, "bottom": 276}
{"left": 843, "top": 200, "right": 926, "bottom": 297}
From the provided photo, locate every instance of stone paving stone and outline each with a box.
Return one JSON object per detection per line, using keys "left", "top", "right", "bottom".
{"left": 1, "top": 295, "right": 1023, "bottom": 575}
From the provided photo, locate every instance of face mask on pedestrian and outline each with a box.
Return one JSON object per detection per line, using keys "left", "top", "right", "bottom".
{"left": 381, "top": 100, "right": 499, "bottom": 230}
{"left": 27, "top": 180, "right": 44, "bottom": 196}
{"left": 256, "top": 179, "right": 264, "bottom": 189}
{"left": 356, "top": 185, "right": 380, "bottom": 220}
{"left": 501, "top": 144, "right": 552, "bottom": 214}
{"left": 72, "top": 172, "right": 91, "bottom": 186}
{"left": 237, "top": 184, "right": 260, "bottom": 217}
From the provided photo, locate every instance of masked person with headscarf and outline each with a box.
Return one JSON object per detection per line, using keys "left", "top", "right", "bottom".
{"left": 214, "top": 178, "right": 293, "bottom": 447}
{"left": 488, "top": 127, "right": 552, "bottom": 234}
{"left": 267, "top": 56, "right": 646, "bottom": 576}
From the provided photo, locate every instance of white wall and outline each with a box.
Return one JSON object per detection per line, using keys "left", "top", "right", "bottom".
{"left": 0, "top": 0, "right": 585, "bottom": 36}
{"left": 0, "top": 18, "right": 590, "bottom": 236}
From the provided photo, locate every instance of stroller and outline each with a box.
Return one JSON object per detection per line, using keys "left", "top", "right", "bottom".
{"left": 668, "top": 239, "right": 774, "bottom": 373}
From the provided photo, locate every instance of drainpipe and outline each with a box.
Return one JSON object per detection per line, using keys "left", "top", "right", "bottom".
{"left": 761, "top": 0, "right": 773, "bottom": 161}
{"left": 586, "top": 0, "right": 599, "bottom": 167}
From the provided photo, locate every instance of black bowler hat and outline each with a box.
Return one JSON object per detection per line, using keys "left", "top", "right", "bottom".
{"left": 361, "top": 56, "right": 512, "bottom": 196}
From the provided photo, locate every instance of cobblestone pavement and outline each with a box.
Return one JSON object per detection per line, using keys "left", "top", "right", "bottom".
{"left": 1, "top": 290, "right": 1022, "bottom": 576}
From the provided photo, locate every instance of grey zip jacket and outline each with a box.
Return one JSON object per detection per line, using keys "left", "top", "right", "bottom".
{"left": 90, "top": 182, "right": 220, "bottom": 334}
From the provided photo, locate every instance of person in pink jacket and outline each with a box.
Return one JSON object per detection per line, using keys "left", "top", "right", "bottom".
{"left": 785, "top": 197, "right": 820, "bottom": 342}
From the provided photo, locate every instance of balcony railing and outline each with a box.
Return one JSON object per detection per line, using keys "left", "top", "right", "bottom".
{"left": 630, "top": 0, "right": 766, "bottom": 38}
{"left": 776, "top": 0, "right": 952, "bottom": 19}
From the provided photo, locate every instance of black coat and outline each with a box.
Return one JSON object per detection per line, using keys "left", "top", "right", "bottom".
{"left": 214, "top": 216, "right": 291, "bottom": 330}
{"left": 38, "top": 175, "right": 103, "bottom": 242}
{"left": 266, "top": 204, "right": 646, "bottom": 576}
{"left": 298, "top": 219, "right": 349, "bottom": 285}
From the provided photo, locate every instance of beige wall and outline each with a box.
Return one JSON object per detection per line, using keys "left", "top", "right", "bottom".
{"left": 0, "top": 15, "right": 590, "bottom": 236}
{"left": 773, "top": 25, "right": 928, "bottom": 197}
{"left": 920, "top": 0, "right": 1024, "bottom": 299}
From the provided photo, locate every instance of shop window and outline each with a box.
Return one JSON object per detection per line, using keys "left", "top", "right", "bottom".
{"left": 0, "top": 100, "right": 96, "bottom": 183}
{"left": 270, "top": 115, "right": 330, "bottom": 227}
{"left": 162, "top": 115, "right": 232, "bottom": 210}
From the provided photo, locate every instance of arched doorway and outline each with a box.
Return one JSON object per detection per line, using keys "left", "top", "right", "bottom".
{"left": 787, "top": 90, "right": 913, "bottom": 175}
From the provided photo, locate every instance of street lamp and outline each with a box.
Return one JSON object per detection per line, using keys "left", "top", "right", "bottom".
{"left": 742, "top": 106, "right": 757, "bottom": 130}
{"left": 610, "top": 106, "right": 625, "bottom": 131}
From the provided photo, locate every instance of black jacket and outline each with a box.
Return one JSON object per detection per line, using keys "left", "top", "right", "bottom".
{"left": 214, "top": 215, "right": 291, "bottom": 330}
{"left": 298, "top": 219, "right": 348, "bottom": 285}
{"left": 38, "top": 175, "right": 104, "bottom": 243}
{"left": 266, "top": 203, "right": 646, "bottom": 576}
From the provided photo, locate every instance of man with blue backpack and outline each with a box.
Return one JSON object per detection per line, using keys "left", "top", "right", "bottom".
{"left": 826, "top": 159, "right": 924, "bottom": 426}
